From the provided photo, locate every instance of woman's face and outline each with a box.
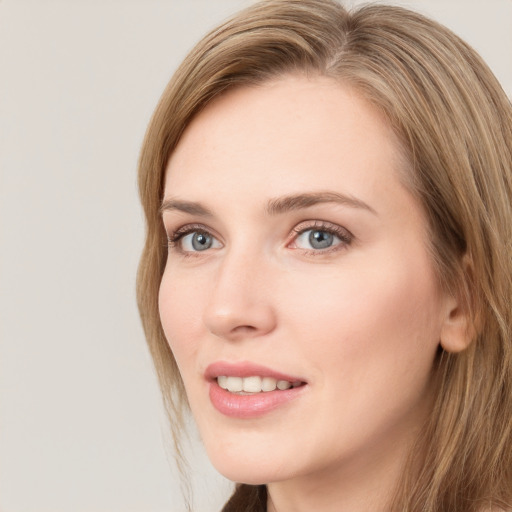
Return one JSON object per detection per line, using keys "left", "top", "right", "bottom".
{"left": 159, "top": 76, "right": 452, "bottom": 488}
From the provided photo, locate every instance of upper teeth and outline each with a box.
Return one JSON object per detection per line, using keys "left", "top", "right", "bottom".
{"left": 217, "top": 376, "right": 300, "bottom": 393}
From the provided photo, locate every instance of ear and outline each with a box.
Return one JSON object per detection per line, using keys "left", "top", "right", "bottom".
{"left": 439, "top": 296, "right": 472, "bottom": 353}
{"left": 439, "top": 256, "right": 475, "bottom": 354}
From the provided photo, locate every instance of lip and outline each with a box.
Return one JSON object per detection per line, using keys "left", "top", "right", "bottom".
{"left": 205, "top": 361, "right": 307, "bottom": 419}
{"left": 205, "top": 361, "right": 305, "bottom": 382}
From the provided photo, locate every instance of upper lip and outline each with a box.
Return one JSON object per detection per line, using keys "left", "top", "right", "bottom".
{"left": 205, "top": 361, "right": 306, "bottom": 383}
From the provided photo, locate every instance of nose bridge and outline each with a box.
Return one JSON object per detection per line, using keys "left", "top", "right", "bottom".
{"left": 203, "top": 242, "right": 276, "bottom": 340}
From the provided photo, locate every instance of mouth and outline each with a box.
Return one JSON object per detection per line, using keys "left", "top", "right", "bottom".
{"left": 205, "top": 362, "right": 308, "bottom": 418}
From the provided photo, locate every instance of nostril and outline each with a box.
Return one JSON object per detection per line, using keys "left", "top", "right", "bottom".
{"left": 233, "top": 325, "right": 257, "bottom": 332}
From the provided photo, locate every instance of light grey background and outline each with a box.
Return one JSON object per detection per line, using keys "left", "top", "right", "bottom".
{"left": 1, "top": 1, "right": 511, "bottom": 511}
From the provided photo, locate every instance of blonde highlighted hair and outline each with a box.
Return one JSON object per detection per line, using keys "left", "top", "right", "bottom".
{"left": 137, "top": 1, "right": 512, "bottom": 510}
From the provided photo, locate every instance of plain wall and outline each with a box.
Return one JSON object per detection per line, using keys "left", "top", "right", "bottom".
{"left": 1, "top": 1, "right": 511, "bottom": 511}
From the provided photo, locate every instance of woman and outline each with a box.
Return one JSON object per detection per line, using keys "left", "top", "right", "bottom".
{"left": 136, "top": 1, "right": 512, "bottom": 510}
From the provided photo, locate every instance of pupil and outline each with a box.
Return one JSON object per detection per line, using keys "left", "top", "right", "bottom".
{"left": 309, "top": 230, "right": 333, "bottom": 249}
{"left": 192, "top": 232, "right": 212, "bottom": 251}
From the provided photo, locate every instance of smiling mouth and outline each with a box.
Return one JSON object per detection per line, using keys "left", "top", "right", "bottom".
{"left": 207, "top": 364, "right": 308, "bottom": 418}
{"left": 217, "top": 376, "right": 305, "bottom": 394}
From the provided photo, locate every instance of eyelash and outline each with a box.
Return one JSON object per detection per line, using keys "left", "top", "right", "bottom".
{"left": 291, "top": 221, "right": 353, "bottom": 255}
{"left": 166, "top": 221, "right": 353, "bottom": 256}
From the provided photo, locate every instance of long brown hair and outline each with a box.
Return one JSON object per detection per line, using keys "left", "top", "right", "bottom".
{"left": 137, "top": 1, "right": 512, "bottom": 510}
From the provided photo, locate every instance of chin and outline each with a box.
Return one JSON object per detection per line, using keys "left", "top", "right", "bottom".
{"left": 211, "top": 460, "right": 273, "bottom": 485}
{"left": 204, "top": 443, "right": 289, "bottom": 485}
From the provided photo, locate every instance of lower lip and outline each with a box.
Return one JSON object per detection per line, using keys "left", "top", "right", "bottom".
{"left": 209, "top": 380, "right": 306, "bottom": 419}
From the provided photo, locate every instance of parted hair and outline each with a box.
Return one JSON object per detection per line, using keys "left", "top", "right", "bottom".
{"left": 136, "top": 1, "right": 512, "bottom": 510}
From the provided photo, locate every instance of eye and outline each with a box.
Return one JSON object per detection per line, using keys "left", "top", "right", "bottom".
{"left": 290, "top": 222, "right": 352, "bottom": 252}
{"left": 295, "top": 229, "right": 341, "bottom": 250}
{"left": 168, "top": 226, "right": 222, "bottom": 253}
{"left": 296, "top": 229, "right": 338, "bottom": 250}
{"left": 182, "top": 231, "right": 219, "bottom": 251}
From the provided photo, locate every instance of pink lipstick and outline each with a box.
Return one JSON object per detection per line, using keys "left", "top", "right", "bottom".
{"left": 205, "top": 361, "right": 307, "bottom": 419}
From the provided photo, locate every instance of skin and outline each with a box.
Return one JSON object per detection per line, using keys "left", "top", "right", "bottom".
{"left": 159, "top": 75, "right": 463, "bottom": 512}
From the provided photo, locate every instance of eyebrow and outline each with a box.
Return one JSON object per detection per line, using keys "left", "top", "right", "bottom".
{"left": 266, "top": 191, "right": 377, "bottom": 216}
{"left": 160, "top": 198, "right": 213, "bottom": 216}
{"left": 160, "top": 191, "right": 377, "bottom": 217}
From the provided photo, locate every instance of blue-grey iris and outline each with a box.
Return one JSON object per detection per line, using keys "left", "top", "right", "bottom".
{"left": 192, "top": 232, "right": 213, "bottom": 251}
{"left": 309, "top": 230, "right": 333, "bottom": 249}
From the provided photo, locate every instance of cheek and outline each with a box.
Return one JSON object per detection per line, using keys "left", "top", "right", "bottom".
{"left": 282, "top": 252, "right": 442, "bottom": 387}
{"left": 158, "top": 268, "right": 206, "bottom": 375}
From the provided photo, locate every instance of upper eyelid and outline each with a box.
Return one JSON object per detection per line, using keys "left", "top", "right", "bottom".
{"left": 166, "top": 220, "right": 349, "bottom": 236}
{"left": 166, "top": 223, "right": 218, "bottom": 239}
{"left": 291, "top": 220, "right": 353, "bottom": 238}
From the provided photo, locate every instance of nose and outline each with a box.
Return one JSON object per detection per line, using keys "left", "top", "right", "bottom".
{"left": 203, "top": 250, "right": 277, "bottom": 341}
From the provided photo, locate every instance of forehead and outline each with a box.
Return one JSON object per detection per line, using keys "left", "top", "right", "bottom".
{"left": 164, "top": 75, "right": 408, "bottom": 202}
